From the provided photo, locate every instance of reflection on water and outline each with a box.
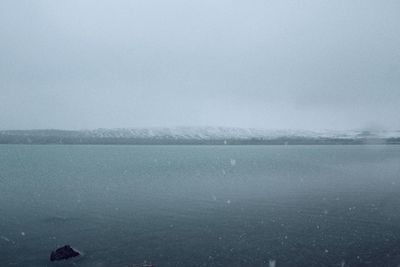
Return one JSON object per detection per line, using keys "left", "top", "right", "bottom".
{"left": 0, "top": 145, "right": 400, "bottom": 266}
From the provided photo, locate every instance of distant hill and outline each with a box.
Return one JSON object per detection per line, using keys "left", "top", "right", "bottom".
{"left": 0, "top": 127, "right": 399, "bottom": 145}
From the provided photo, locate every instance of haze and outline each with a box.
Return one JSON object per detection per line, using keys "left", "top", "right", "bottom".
{"left": 1, "top": 0, "right": 399, "bottom": 131}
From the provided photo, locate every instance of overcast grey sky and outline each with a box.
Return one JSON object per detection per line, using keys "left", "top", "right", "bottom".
{"left": 1, "top": 0, "right": 399, "bottom": 130}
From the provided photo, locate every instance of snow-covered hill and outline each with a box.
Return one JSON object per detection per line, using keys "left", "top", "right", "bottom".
{"left": 1, "top": 127, "right": 399, "bottom": 144}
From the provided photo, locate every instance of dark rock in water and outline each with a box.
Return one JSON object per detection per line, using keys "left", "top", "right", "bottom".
{"left": 50, "top": 245, "right": 80, "bottom": 261}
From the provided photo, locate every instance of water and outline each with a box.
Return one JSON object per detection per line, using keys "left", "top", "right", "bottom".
{"left": 1, "top": 145, "right": 400, "bottom": 266}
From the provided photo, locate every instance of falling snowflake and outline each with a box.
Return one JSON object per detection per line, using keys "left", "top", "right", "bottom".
{"left": 269, "top": 259, "right": 276, "bottom": 267}
{"left": 1, "top": 236, "right": 10, "bottom": 242}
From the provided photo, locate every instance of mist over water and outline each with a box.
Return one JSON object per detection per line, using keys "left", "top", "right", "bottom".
{"left": 1, "top": 1, "right": 400, "bottom": 131}
{"left": 1, "top": 145, "right": 400, "bottom": 266}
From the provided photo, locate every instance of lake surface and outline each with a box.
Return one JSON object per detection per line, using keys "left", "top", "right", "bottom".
{"left": 1, "top": 145, "right": 400, "bottom": 267}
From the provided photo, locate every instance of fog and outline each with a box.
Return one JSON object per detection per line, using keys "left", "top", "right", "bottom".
{"left": 1, "top": 0, "right": 399, "bottom": 130}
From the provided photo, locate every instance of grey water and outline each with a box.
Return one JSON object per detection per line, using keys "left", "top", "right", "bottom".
{"left": 1, "top": 145, "right": 400, "bottom": 267}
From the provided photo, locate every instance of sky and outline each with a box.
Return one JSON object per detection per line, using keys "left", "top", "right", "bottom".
{"left": 1, "top": 0, "right": 399, "bottom": 131}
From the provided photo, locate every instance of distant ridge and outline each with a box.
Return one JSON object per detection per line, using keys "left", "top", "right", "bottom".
{"left": 0, "top": 127, "right": 399, "bottom": 145}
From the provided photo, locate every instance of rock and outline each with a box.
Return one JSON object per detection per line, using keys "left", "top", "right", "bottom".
{"left": 50, "top": 245, "right": 80, "bottom": 261}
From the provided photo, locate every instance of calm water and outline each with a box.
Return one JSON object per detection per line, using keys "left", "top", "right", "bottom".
{"left": 1, "top": 145, "right": 400, "bottom": 267}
